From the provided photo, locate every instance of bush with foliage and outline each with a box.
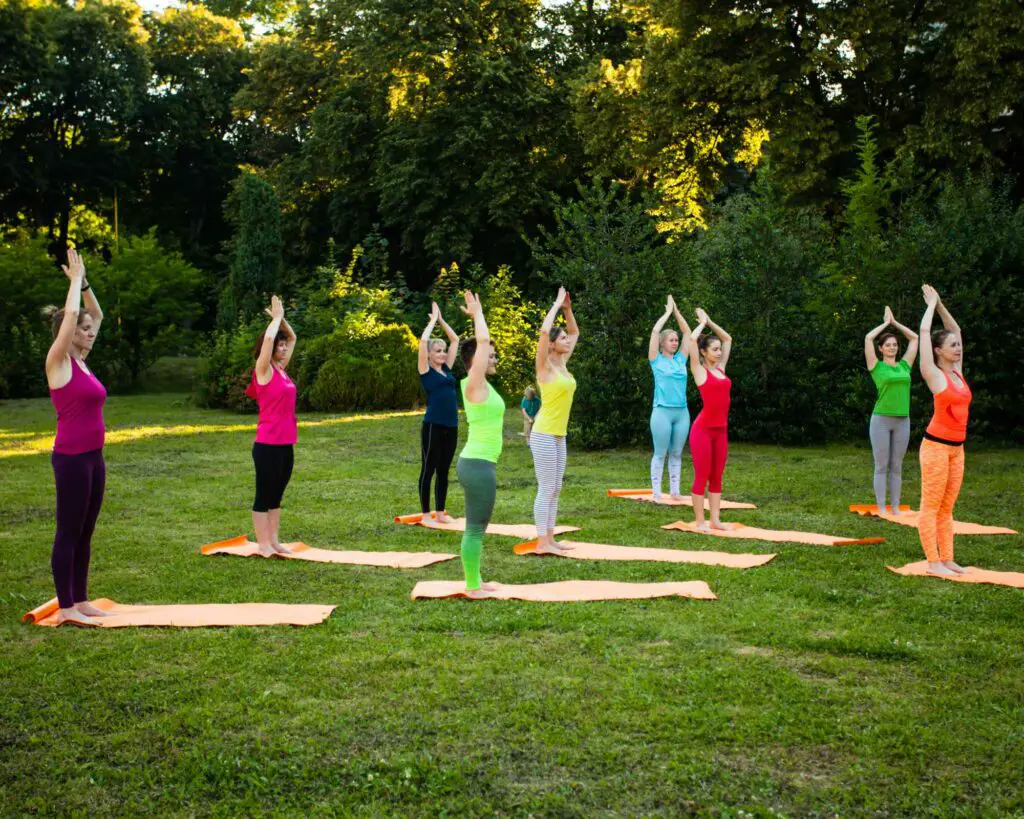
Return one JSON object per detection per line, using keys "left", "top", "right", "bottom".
{"left": 0, "top": 231, "right": 202, "bottom": 398}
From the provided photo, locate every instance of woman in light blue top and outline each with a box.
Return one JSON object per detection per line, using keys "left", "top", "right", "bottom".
{"left": 648, "top": 295, "right": 692, "bottom": 500}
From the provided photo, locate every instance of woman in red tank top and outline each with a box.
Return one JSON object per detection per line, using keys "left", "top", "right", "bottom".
{"left": 687, "top": 307, "right": 734, "bottom": 531}
{"left": 917, "top": 284, "right": 972, "bottom": 577}
{"left": 244, "top": 295, "right": 298, "bottom": 557}
{"left": 44, "top": 248, "right": 110, "bottom": 627}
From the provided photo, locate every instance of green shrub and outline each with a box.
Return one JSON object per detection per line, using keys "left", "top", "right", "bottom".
{"left": 299, "top": 316, "right": 420, "bottom": 412}
{"left": 194, "top": 318, "right": 265, "bottom": 411}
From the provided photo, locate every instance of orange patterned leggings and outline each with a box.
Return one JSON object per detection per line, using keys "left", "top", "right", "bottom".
{"left": 918, "top": 438, "right": 965, "bottom": 562}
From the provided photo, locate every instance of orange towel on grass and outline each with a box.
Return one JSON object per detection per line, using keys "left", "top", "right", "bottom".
{"left": 663, "top": 521, "right": 884, "bottom": 547}
{"left": 608, "top": 489, "right": 757, "bottom": 510}
{"left": 22, "top": 597, "right": 335, "bottom": 628}
{"left": 887, "top": 561, "right": 1024, "bottom": 589}
{"left": 513, "top": 539, "right": 775, "bottom": 568}
{"left": 201, "top": 536, "right": 456, "bottom": 568}
{"left": 394, "top": 513, "right": 579, "bottom": 539}
{"left": 848, "top": 505, "right": 1017, "bottom": 535}
{"left": 410, "top": 579, "right": 717, "bottom": 602}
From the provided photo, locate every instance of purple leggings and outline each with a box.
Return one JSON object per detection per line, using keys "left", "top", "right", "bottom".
{"left": 51, "top": 449, "right": 105, "bottom": 608}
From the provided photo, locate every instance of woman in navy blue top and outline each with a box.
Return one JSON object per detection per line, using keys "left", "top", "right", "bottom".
{"left": 418, "top": 301, "right": 460, "bottom": 522}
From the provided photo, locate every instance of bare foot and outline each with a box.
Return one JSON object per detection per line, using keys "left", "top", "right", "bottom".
{"left": 927, "top": 562, "right": 957, "bottom": 576}
{"left": 257, "top": 543, "right": 278, "bottom": 558}
{"left": 271, "top": 542, "right": 293, "bottom": 556}
{"left": 553, "top": 540, "right": 575, "bottom": 551}
{"left": 695, "top": 522, "right": 711, "bottom": 532}
{"left": 944, "top": 560, "right": 969, "bottom": 574}
{"left": 74, "top": 601, "right": 112, "bottom": 618}
{"left": 435, "top": 512, "right": 452, "bottom": 524}
{"left": 709, "top": 521, "right": 730, "bottom": 531}
{"left": 535, "top": 542, "right": 569, "bottom": 556}
{"left": 652, "top": 493, "right": 663, "bottom": 502}
{"left": 481, "top": 581, "right": 500, "bottom": 591}
{"left": 58, "top": 608, "right": 98, "bottom": 627}
{"left": 670, "top": 494, "right": 685, "bottom": 503}
{"left": 464, "top": 588, "right": 493, "bottom": 599}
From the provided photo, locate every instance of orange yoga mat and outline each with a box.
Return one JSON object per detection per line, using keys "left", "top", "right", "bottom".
{"left": 663, "top": 521, "right": 884, "bottom": 546}
{"left": 887, "top": 561, "right": 1024, "bottom": 589}
{"left": 849, "top": 505, "right": 1018, "bottom": 536}
{"left": 410, "top": 579, "right": 717, "bottom": 602}
{"left": 201, "top": 535, "right": 456, "bottom": 568}
{"left": 394, "top": 513, "right": 579, "bottom": 539}
{"left": 513, "top": 538, "right": 775, "bottom": 568}
{"left": 607, "top": 489, "right": 757, "bottom": 510}
{"left": 22, "top": 597, "right": 335, "bottom": 628}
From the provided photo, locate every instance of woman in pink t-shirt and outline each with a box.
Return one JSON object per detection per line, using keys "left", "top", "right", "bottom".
{"left": 244, "top": 296, "right": 298, "bottom": 557}
{"left": 44, "top": 248, "right": 110, "bottom": 626}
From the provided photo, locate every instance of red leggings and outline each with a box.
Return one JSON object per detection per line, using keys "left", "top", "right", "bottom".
{"left": 690, "top": 423, "right": 728, "bottom": 494}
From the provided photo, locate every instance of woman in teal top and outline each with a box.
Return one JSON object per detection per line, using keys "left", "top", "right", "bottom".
{"left": 648, "top": 295, "right": 693, "bottom": 500}
{"left": 864, "top": 305, "right": 919, "bottom": 513}
{"left": 456, "top": 291, "right": 505, "bottom": 598}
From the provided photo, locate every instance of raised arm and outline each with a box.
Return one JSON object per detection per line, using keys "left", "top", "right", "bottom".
{"left": 864, "top": 307, "right": 891, "bottom": 371}
{"left": 935, "top": 296, "right": 963, "bottom": 372}
{"left": 418, "top": 302, "right": 440, "bottom": 375}
{"left": 536, "top": 287, "right": 567, "bottom": 377}
{"left": 649, "top": 297, "right": 673, "bottom": 360}
{"left": 688, "top": 313, "right": 708, "bottom": 385}
{"left": 460, "top": 291, "right": 491, "bottom": 403}
{"left": 278, "top": 316, "right": 297, "bottom": 368}
{"left": 888, "top": 308, "right": 919, "bottom": 368}
{"left": 256, "top": 296, "right": 284, "bottom": 383}
{"left": 77, "top": 251, "right": 103, "bottom": 330}
{"left": 701, "top": 308, "right": 733, "bottom": 371}
{"left": 436, "top": 306, "right": 460, "bottom": 369}
{"left": 670, "top": 296, "right": 693, "bottom": 357}
{"left": 562, "top": 291, "right": 580, "bottom": 361}
{"left": 46, "top": 248, "right": 85, "bottom": 376}
{"left": 918, "top": 285, "right": 944, "bottom": 391}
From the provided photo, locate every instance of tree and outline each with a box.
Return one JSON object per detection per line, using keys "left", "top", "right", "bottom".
{"left": 0, "top": 0, "right": 150, "bottom": 254}
{"left": 225, "top": 173, "right": 284, "bottom": 323}
{"left": 131, "top": 4, "right": 250, "bottom": 271}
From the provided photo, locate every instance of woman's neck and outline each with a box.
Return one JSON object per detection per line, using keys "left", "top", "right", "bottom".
{"left": 882, "top": 354, "right": 897, "bottom": 365}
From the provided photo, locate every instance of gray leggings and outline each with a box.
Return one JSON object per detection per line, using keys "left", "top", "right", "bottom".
{"left": 869, "top": 414, "right": 910, "bottom": 510}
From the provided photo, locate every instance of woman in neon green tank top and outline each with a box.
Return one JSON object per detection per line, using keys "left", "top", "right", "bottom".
{"left": 864, "top": 305, "right": 919, "bottom": 514}
{"left": 530, "top": 287, "right": 579, "bottom": 556}
{"left": 455, "top": 291, "right": 505, "bottom": 598}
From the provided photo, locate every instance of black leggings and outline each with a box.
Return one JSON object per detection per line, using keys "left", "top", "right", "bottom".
{"left": 252, "top": 443, "right": 294, "bottom": 512}
{"left": 419, "top": 422, "right": 458, "bottom": 513}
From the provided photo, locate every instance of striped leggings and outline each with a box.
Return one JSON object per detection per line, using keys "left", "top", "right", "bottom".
{"left": 530, "top": 431, "right": 566, "bottom": 536}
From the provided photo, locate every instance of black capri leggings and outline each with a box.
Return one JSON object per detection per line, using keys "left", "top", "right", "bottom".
{"left": 252, "top": 443, "right": 294, "bottom": 512}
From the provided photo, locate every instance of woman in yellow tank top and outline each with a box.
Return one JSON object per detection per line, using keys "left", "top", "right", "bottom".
{"left": 530, "top": 287, "right": 579, "bottom": 555}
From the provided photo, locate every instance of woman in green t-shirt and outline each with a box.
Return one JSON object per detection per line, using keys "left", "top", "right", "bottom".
{"left": 455, "top": 291, "right": 505, "bottom": 598}
{"left": 864, "top": 306, "right": 919, "bottom": 513}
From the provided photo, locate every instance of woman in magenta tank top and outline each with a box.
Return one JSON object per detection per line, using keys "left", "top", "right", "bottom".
{"left": 44, "top": 248, "right": 109, "bottom": 626}
{"left": 244, "top": 296, "right": 298, "bottom": 557}
{"left": 687, "top": 307, "right": 734, "bottom": 531}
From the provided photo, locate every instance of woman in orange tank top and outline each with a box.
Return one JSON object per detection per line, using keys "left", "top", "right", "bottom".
{"left": 917, "top": 284, "right": 972, "bottom": 576}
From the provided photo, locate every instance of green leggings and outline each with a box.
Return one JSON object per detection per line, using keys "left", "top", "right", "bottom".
{"left": 455, "top": 457, "right": 497, "bottom": 590}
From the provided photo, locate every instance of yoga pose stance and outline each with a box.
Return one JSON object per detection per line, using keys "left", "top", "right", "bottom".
{"left": 245, "top": 296, "right": 297, "bottom": 557}
{"left": 455, "top": 292, "right": 503, "bottom": 598}
{"left": 864, "top": 306, "right": 919, "bottom": 513}
{"left": 687, "top": 308, "right": 733, "bottom": 530}
{"left": 44, "top": 248, "right": 110, "bottom": 626}
{"left": 417, "top": 301, "right": 459, "bottom": 522}
{"left": 917, "top": 284, "right": 971, "bottom": 576}
{"left": 648, "top": 294, "right": 693, "bottom": 500}
{"left": 531, "top": 287, "right": 579, "bottom": 555}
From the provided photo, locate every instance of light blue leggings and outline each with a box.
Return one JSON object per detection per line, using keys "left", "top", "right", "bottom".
{"left": 650, "top": 406, "right": 690, "bottom": 497}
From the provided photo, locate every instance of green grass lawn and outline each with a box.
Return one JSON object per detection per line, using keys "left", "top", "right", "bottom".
{"left": 2, "top": 393, "right": 1023, "bottom": 816}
